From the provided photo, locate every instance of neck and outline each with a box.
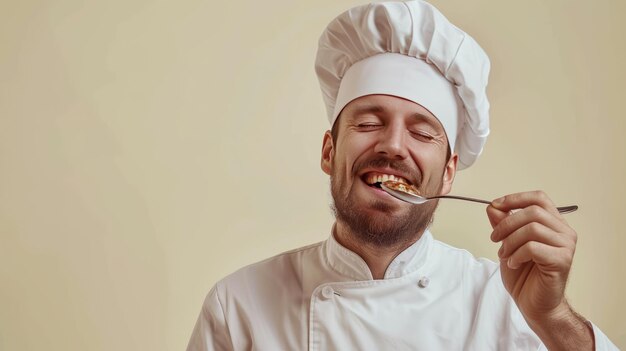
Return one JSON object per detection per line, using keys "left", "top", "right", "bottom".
{"left": 333, "top": 221, "right": 424, "bottom": 279}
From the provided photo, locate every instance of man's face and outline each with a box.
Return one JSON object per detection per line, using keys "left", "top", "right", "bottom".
{"left": 321, "top": 94, "right": 458, "bottom": 247}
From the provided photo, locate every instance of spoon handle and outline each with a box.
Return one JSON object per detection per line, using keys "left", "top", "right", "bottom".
{"left": 430, "top": 195, "right": 491, "bottom": 205}
{"left": 430, "top": 195, "right": 578, "bottom": 214}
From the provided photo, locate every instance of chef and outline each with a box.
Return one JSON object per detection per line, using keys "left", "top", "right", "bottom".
{"left": 187, "top": 1, "right": 618, "bottom": 349}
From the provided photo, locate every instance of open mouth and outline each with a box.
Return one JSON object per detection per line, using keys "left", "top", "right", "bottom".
{"left": 363, "top": 173, "right": 412, "bottom": 190}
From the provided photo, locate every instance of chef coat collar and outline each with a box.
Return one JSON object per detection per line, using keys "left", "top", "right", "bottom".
{"left": 326, "top": 228, "right": 433, "bottom": 280}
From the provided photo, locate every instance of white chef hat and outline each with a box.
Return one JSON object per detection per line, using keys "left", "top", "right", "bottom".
{"left": 315, "top": 0, "right": 490, "bottom": 169}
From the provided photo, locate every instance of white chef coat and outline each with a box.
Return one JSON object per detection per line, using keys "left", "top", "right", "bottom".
{"left": 187, "top": 230, "right": 618, "bottom": 350}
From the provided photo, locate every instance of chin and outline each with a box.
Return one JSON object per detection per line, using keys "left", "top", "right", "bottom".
{"left": 365, "top": 199, "right": 407, "bottom": 215}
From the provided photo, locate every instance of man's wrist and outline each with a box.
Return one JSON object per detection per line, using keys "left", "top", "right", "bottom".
{"left": 525, "top": 303, "right": 594, "bottom": 351}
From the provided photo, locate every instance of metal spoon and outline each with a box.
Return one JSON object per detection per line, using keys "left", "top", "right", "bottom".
{"left": 380, "top": 181, "right": 578, "bottom": 214}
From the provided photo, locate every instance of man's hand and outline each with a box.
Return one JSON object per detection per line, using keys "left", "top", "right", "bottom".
{"left": 487, "top": 191, "right": 594, "bottom": 350}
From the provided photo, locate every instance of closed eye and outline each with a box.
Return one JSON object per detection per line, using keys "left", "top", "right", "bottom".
{"left": 357, "top": 123, "right": 382, "bottom": 130}
{"left": 410, "top": 130, "right": 435, "bottom": 140}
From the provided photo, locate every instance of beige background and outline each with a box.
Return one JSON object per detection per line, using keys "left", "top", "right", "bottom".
{"left": 1, "top": 0, "right": 624, "bottom": 349}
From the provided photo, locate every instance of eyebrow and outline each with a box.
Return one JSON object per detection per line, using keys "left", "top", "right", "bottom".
{"left": 350, "top": 103, "right": 438, "bottom": 123}
{"left": 350, "top": 104, "right": 385, "bottom": 116}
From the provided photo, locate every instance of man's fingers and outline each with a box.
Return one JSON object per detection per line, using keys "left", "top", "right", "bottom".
{"left": 491, "top": 191, "right": 562, "bottom": 219}
{"left": 505, "top": 241, "right": 573, "bottom": 271}
{"left": 491, "top": 205, "right": 574, "bottom": 242}
{"left": 486, "top": 205, "right": 508, "bottom": 228}
{"left": 498, "top": 222, "right": 571, "bottom": 260}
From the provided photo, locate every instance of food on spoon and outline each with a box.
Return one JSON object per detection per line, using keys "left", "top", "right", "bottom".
{"left": 383, "top": 180, "right": 420, "bottom": 196}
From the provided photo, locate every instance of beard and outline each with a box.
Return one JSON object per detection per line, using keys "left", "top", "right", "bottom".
{"left": 330, "top": 158, "right": 442, "bottom": 249}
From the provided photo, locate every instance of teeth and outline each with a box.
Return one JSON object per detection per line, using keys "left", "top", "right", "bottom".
{"left": 365, "top": 173, "right": 410, "bottom": 185}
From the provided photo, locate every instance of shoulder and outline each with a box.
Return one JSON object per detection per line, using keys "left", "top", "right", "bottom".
{"left": 429, "top": 237, "right": 500, "bottom": 285}
{"left": 431, "top": 238, "right": 497, "bottom": 268}
{"left": 214, "top": 241, "right": 324, "bottom": 296}
{"left": 231, "top": 241, "right": 324, "bottom": 277}
{"left": 429, "top": 237, "right": 527, "bottom": 323}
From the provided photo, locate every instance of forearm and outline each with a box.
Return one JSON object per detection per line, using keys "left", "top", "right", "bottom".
{"left": 526, "top": 302, "right": 594, "bottom": 351}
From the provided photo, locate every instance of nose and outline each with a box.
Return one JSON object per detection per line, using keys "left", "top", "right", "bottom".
{"left": 374, "top": 124, "right": 409, "bottom": 160}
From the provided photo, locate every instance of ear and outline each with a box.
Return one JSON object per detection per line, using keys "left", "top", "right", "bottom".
{"left": 440, "top": 153, "right": 458, "bottom": 195}
{"left": 321, "top": 131, "right": 334, "bottom": 175}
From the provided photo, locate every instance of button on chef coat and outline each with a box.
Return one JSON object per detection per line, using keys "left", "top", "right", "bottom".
{"left": 187, "top": 230, "right": 618, "bottom": 350}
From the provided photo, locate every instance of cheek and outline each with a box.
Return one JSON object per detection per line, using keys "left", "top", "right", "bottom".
{"left": 336, "top": 137, "right": 371, "bottom": 174}
{"left": 329, "top": 149, "right": 352, "bottom": 180}
{"left": 410, "top": 146, "right": 447, "bottom": 179}
{"left": 338, "top": 153, "right": 357, "bottom": 178}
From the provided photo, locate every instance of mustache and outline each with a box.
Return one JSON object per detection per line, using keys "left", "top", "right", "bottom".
{"left": 355, "top": 157, "right": 421, "bottom": 185}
